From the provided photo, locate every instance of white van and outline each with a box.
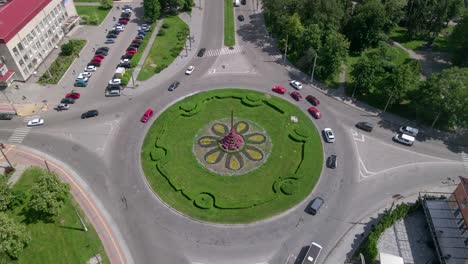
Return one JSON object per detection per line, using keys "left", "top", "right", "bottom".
{"left": 393, "top": 133, "right": 415, "bottom": 146}
{"left": 234, "top": 0, "right": 240, "bottom": 6}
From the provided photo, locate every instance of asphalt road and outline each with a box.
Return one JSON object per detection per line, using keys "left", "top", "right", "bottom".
{"left": 0, "top": 0, "right": 465, "bottom": 264}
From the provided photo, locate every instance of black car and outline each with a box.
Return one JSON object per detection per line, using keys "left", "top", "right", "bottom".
{"left": 95, "top": 50, "right": 108, "bottom": 56}
{"left": 61, "top": 98, "right": 75, "bottom": 104}
{"left": 135, "top": 35, "right": 145, "bottom": 40}
{"left": 98, "top": 47, "right": 109, "bottom": 51}
{"left": 129, "top": 43, "right": 140, "bottom": 48}
{"left": 118, "top": 62, "right": 131, "bottom": 68}
{"left": 121, "top": 54, "right": 133, "bottom": 60}
{"left": 356, "top": 122, "right": 374, "bottom": 132}
{"left": 197, "top": 48, "right": 206, "bottom": 57}
{"left": 127, "top": 47, "right": 137, "bottom": 52}
{"left": 238, "top": 15, "right": 244, "bottom": 21}
{"left": 81, "top": 110, "right": 99, "bottom": 119}
{"left": 326, "top": 155, "right": 337, "bottom": 169}
{"left": 106, "top": 34, "right": 118, "bottom": 39}
{"left": 168, "top": 81, "right": 180, "bottom": 91}
{"left": 121, "top": 13, "right": 131, "bottom": 18}
{"left": 107, "top": 84, "right": 121, "bottom": 90}
{"left": 241, "top": 0, "right": 246, "bottom": 4}
{"left": 119, "top": 17, "right": 130, "bottom": 21}
{"left": 105, "top": 39, "right": 116, "bottom": 44}
{"left": 108, "top": 30, "right": 120, "bottom": 35}
{"left": 88, "top": 61, "right": 101, "bottom": 67}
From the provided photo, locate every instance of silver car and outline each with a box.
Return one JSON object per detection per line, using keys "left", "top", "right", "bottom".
{"left": 323, "top": 128, "right": 335, "bottom": 143}
{"left": 399, "top": 126, "right": 419, "bottom": 136}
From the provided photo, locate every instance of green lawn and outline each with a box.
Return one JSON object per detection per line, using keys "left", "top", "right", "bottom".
{"left": 76, "top": 6, "right": 111, "bottom": 25}
{"left": 7, "top": 167, "right": 108, "bottom": 264}
{"left": 129, "top": 24, "right": 155, "bottom": 70}
{"left": 389, "top": 26, "right": 452, "bottom": 52}
{"left": 224, "top": 0, "right": 235, "bottom": 46}
{"left": 141, "top": 89, "right": 323, "bottom": 223}
{"left": 137, "top": 17, "right": 189, "bottom": 81}
{"left": 38, "top": 39, "right": 86, "bottom": 84}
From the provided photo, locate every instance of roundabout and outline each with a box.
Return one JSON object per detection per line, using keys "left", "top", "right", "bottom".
{"left": 141, "top": 89, "right": 323, "bottom": 223}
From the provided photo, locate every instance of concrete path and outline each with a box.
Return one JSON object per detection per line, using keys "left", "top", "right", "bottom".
{"left": 131, "top": 20, "right": 163, "bottom": 81}
{"left": 0, "top": 144, "right": 131, "bottom": 264}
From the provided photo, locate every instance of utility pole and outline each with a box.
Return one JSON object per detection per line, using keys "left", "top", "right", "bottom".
{"left": 73, "top": 204, "right": 88, "bottom": 232}
{"left": 283, "top": 34, "right": 289, "bottom": 64}
{"left": 431, "top": 111, "right": 441, "bottom": 128}
{"left": 383, "top": 93, "right": 393, "bottom": 112}
{"left": 1, "top": 90, "right": 18, "bottom": 115}
{"left": 310, "top": 52, "right": 317, "bottom": 83}
{"left": 131, "top": 71, "right": 135, "bottom": 88}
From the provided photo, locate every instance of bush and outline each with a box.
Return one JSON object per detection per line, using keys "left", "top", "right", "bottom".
{"left": 154, "top": 64, "right": 167, "bottom": 73}
{"left": 60, "top": 42, "right": 74, "bottom": 56}
{"left": 162, "top": 23, "right": 170, "bottom": 29}
{"left": 157, "top": 30, "right": 166, "bottom": 36}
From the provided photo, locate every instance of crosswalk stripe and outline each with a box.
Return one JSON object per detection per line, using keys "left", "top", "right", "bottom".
{"left": 203, "top": 46, "right": 244, "bottom": 57}
{"left": 7, "top": 127, "right": 32, "bottom": 144}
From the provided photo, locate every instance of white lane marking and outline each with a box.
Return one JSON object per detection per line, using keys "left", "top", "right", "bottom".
{"left": 203, "top": 46, "right": 244, "bottom": 57}
{"left": 7, "top": 127, "right": 32, "bottom": 143}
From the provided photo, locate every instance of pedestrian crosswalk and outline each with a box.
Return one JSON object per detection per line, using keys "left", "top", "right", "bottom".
{"left": 203, "top": 46, "right": 244, "bottom": 57}
{"left": 7, "top": 115, "right": 40, "bottom": 144}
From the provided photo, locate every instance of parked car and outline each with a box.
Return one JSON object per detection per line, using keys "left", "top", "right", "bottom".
{"left": 301, "top": 242, "right": 322, "bottom": 264}
{"left": 91, "top": 57, "right": 103, "bottom": 63}
{"left": 135, "top": 35, "right": 145, "bottom": 40}
{"left": 393, "top": 133, "right": 415, "bottom": 146}
{"left": 308, "top": 106, "right": 321, "bottom": 119}
{"left": 120, "top": 58, "right": 130, "bottom": 64}
{"left": 291, "top": 91, "right": 303, "bottom": 101}
{"left": 27, "top": 118, "right": 44, "bottom": 127}
{"left": 81, "top": 110, "right": 99, "bottom": 119}
{"left": 106, "top": 33, "right": 118, "bottom": 39}
{"left": 85, "top": 65, "right": 97, "bottom": 72}
{"left": 306, "top": 95, "right": 320, "bottom": 106}
{"left": 290, "top": 80, "right": 303, "bottom": 90}
{"left": 307, "top": 197, "right": 324, "bottom": 215}
{"left": 238, "top": 15, "right": 245, "bottom": 21}
{"left": 74, "top": 79, "right": 88, "bottom": 87}
{"left": 107, "top": 84, "right": 122, "bottom": 90}
{"left": 139, "top": 26, "right": 150, "bottom": 32}
{"left": 129, "top": 43, "right": 140, "bottom": 48}
{"left": 108, "top": 30, "right": 120, "bottom": 35}
{"left": 121, "top": 54, "right": 133, "bottom": 60}
{"left": 197, "top": 48, "right": 206, "bottom": 57}
{"left": 141, "top": 108, "right": 154, "bottom": 123}
{"left": 66, "top": 92, "right": 81, "bottom": 99}
{"left": 356, "top": 122, "right": 373, "bottom": 132}
{"left": 127, "top": 47, "right": 137, "bottom": 52}
{"left": 137, "top": 30, "right": 147, "bottom": 35}
{"left": 77, "top": 72, "right": 91, "bottom": 79}
{"left": 87, "top": 61, "right": 101, "bottom": 67}
{"left": 97, "top": 47, "right": 109, "bottom": 51}
{"left": 95, "top": 50, "right": 108, "bottom": 56}
{"left": 168, "top": 81, "right": 180, "bottom": 91}
{"left": 132, "top": 39, "right": 142, "bottom": 43}
{"left": 105, "top": 38, "right": 116, "bottom": 44}
{"left": 115, "top": 25, "right": 125, "bottom": 31}
{"left": 126, "top": 50, "right": 137, "bottom": 55}
{"left": 118, "top": 62, "right": 131, "bottom": 68}
{"left": 323, "top": 128, "right": 335, "bottom": 143}
{"left": 118, "top": 19, "right": 129, "bottom": 25}
{"left": 56, "top": 103, "right": 70, "bottom": 110}
{"left": 399, "top": 126, "right": 419, "bottom": 137}
{"left": 185, "top": 65, "right": 195, "bottom": 75}
{"left": 272, "top": 85, "right": 286, "bottom": 94}
{"left": 61, "top": 98, "right": 76, "bottom": 104}
{"left": 108, "top": 79, "right": 122, "bottom": 85}
{"left": 327, "top": 155, "right": 337, "bottom": 169}
{"left": 105, "top": 89, "right": 121, "bottom": 97}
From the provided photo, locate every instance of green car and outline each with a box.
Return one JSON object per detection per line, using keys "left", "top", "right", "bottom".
{"left": 74, "top": 79, "right": 88, "bottom": 87}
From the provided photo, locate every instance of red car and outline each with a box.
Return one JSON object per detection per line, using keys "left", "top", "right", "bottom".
{"left": 141, "top": 108, "right": 154, "bottom": 123}
{"left": 306, "top": 95, "right": 320, "bottom": 106}
{"left": 132, "top": 39, "right": 142, "bottom": 43}
{"left": 94, "top": 54, "right": 106, "bottom": 59}
{"left": 291, "top": 91, "right": 303, "bottom": 101}
{"left": 91, "top": 56, "right": 103, "bottom": 62}
{"left": 127, "top": 47, "right": 137, "bottom": 52}
{"left": 272, "top": 85, "right": 286, "bottom": 94}
{"left": 126, "top": 50, "right": 137, "bottom": 55}
{"left": 308, "top": 106, "right": 321, "bottom": 119}
{"left": 119, "top": 19, "right": 129, "bottom": 25}
{"left": 66, "top": 92, "right": 81, "bottom": 99}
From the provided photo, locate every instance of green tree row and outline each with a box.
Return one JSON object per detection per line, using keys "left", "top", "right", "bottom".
{"left": 143, "top": 0, "right": 194, "bottom": 22}
{"left": 0, "top": 170, "right": 69, "bottom": 260}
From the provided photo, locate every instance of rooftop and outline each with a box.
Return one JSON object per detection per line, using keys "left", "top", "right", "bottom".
{"left": 0, "top": 0, "right": 51, "bottom": 43}
{"left": 460, "top": 176, "right": 468, "bottom": 195}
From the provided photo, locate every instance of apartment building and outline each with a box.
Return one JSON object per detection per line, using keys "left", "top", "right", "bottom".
{"left": 0, "top": 0, "right": 79, "bottom": 82}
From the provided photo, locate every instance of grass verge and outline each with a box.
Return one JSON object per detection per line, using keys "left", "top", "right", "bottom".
{"left": 224, "top": 0, "right": 235, "bottom": 46}
{"left": 76, "top": 6, "right": 111, "bottom": 25}
{"left": 129, "top": 24, "right": 156, "bottom": 70}
{"left": 137, "top": 17, "right": 189, "bottom": 81}
{"left": 141, "top": 89, "right": 323, "bottom": 223}
{"left": 38, "top": 39, "right": 86, "bottom": 85}
{"left": 389, "top": 26, "right": 452, "bottom": 52}
{"left": 7, "top": 167, "right": 108, "bottom": 264}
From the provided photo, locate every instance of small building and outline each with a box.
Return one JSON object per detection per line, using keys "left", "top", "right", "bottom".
{"left": 0, "top": 0, "right": 78, "bottom": 81}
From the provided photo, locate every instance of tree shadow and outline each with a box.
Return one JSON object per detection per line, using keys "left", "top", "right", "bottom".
{"left": 58, "top": 225, "right": 86, "bottom": 232}
{"left": 19, "top": 208, "right": 54, "bottom": 224}
{"left": 346, "top": 212, "right": 385, "bottom": 262}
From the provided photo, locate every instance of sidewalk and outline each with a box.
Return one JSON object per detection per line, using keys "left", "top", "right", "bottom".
{"left": 0, "top": 144, "right": 131, "bottom": 264}
{"left": 131, "top": 20, "right": 163, "bottom": 80}
{"left": 322, "top": 183, "right": 458, "bottom": 264}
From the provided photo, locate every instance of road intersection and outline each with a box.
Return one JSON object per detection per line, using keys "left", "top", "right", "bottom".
{"left": 0, "top": 0, "right": 466, "bottom": 263}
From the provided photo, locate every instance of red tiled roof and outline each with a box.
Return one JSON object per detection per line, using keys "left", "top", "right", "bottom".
{"left": 460, "top": 176, "right": 468, "bottom": 195}
{"left": 0, "top": 0, "right": 52, "bottom": 44}
{"left": 0, "top": 70, "right": 14, "bottom": 81}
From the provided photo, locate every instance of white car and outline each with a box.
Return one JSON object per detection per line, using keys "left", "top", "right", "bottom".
{"left": 139, "top": 26, "right": 150, "bottom": 32}
{"left": 76, "top": 76, "right": 89, "bottom": 82}
{"left": 122, "top": 8, "right": 132, "bottom": 13}
{"left": 77, "top": 72, "right": 92, "bottom": 79}
{"left": 85, "top": 65, "right": 97, "bottom": 72}
{"left": 290, "top": 80, "right": 303, "bottom": 90}
{"left": 393, "top": 133, "right": 415, "bottom": 146}
{"left": 185, "top": 65, "right": 195, "bottom": 75}
{"left": 115, "top": 25, "right": 125, "bottom": 31}
{"left": 323, "top": 128, "right": 335, "bottom": 143}
{"left": 120, "top": 58, "right": 130, "bottom": 64}
{"left": 27, "top": 118, "right": 44, "bottom": 127}
{"left": 108, "top": 79, "right": 122, "bottom": 85}
{"left": 56, "top": 103, "right": 70, "bottom": 110}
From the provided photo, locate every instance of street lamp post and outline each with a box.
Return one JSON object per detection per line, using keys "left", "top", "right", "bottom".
{"left": 283, "top": 34, "right": 289, "bottom": 64}
{"left": 310, "top": 51, "right": 317, "bottom": 83}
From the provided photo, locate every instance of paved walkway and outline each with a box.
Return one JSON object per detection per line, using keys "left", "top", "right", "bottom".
{"left": 131, "top": 20, "right": 163, "bottom": 80}
{"left": 0, "top": 144, "right": 131, "bottom": 264}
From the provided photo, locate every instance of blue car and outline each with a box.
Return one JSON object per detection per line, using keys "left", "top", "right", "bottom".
{"left": 74, "top": 79, "right": 88, "bottom": 87}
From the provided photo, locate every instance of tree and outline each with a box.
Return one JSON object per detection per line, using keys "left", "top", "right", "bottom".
{"left": 316, "top": 30, "right": 349, "bottom": 81}
{"left": 280, "top": 13, "right": 305, "bottom": 60}
{"left": 298, "top": 0, "right": 349, "bottom": 31}
{"left": 99, "top": 0, "right": 113, "bottom": 9}
{"left": 381, "top": 0, "right": 406, "bottom": 33}
{"left": 405, "top": 0, "right": 464, "bottom": 38}
{"left": 143, "top": 0, "right": 161, "bottom": 22}
{"left": 415, "top": 67, "right": 468, "bottom": 129}
{"left": 159, "top": 0, "right": 184, "bottom": 13}
{"left": 60, "top": 42, "right": 74, "bottom": 56}
{"left": 27, "top": 172, "right": 69, "bottom": 221}
{"left": 346, "top": 0, "right": 387, "bottom": 51}
{"left": 182, "top": 0, "right": 193, "bottom": 11}
{"left": 0, "top": 213, "right": 31, "bottom": 259}
{"left": 449, "top": 11, "right": 468, "bottom": 66}
{"left": 0, "top": 177, "right": 12, "bottom": 212}
{"left": 381, "top": 61, "right": 420, "bottom": 112}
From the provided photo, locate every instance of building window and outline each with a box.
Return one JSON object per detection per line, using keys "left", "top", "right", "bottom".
{"left": 23, "top": 54, "right": 29, "bottom": 61}
{"left": 18, "top": 59, "right": 24, "bottom": 67}
{"left": 17, "top": 43, "right": 24, "bottom": 51}
{"left": 13, "top": 47, "right": 20, "bottom": 57}
{"left": 27, "top": 33, "right": 33, "bottom": 42}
